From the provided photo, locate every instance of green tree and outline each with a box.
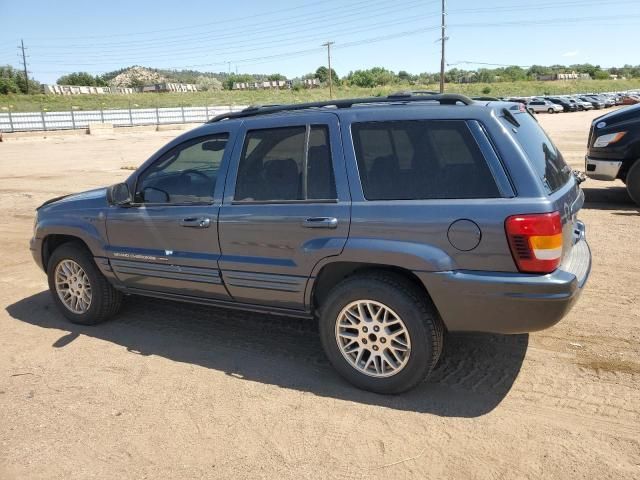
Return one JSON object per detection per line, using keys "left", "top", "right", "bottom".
{"left": 1, "top": 65, "right": 40, "bottom": 94}
{"left": 267, "top": 73, "right": 286, "bottom": 81}
{"left": 223, "top": 74, "right": 254, "bottom": 90}
{"left": 56, "top": 72, "right": 107, "bottom": 86}
{"left": 315, "top": 66, "right": 339, "bottom": 85}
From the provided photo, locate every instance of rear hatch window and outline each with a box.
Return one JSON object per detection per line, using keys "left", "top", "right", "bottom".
{"left": 502, "top": 111, "right": 572, "bottom": 194}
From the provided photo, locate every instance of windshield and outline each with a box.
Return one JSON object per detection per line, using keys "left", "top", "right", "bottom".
{"left": 502, "top": 112, "right": 572, "bottom": 194}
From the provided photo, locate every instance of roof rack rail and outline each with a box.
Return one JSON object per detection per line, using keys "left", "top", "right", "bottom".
{"left": 207, "top": 92, "right": 474, "bottom": 123}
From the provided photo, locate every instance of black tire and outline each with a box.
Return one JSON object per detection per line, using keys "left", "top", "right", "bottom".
{"left": 547, "top": 108, "right": 554, "bottom": 114}
{"left": 578, "top": 105, "right": 584, "bottom": 111}
{"left": 318, "top": 272, "right": 443, "bottom": 394}
{"left": 47, "top": 242, "right": 122, "bottom": 325}
{"left": 626, "top": 160, "right": 640, "bottom": 207}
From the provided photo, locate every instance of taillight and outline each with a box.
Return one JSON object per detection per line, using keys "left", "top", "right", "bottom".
{"left": 505, "top": 212, "right": 563, "bottom": 274}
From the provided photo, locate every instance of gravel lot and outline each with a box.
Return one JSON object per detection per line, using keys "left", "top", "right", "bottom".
{"left": 1, "top": 110, "right": 638, "bottom": 479}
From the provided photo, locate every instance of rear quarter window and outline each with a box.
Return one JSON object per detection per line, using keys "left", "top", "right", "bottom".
{"left": 351, "top": 120, "right": 500, "bottom": 200}
{"left": 503, "top": 112, "right": 572, "bottom": 194}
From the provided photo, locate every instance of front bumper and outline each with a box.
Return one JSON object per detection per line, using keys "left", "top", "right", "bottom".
{"left": 30, "top": 236, "right": 45, "bottom": 271}
{"left": 585, "top": 155, "right": 623, "bottom": 181}
{"left": 416, "top": 239, "right": 591, "bottom": 334}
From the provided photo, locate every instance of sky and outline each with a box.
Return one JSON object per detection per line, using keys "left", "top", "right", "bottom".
{"left": 1, "top": 0, "right": 639, "bottom": 84}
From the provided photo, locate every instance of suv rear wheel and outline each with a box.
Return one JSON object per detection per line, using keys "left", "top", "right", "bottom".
{"left": 626, "top": 160, "right": 640, "bottom": 206}
{"left": 318, "top": 273, "right": 443, "bottom": 394}
{"left": 47, "top": 242, "right": 122, "bottom": 325}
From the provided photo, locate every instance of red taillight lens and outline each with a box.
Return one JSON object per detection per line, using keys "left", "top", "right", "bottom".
{"left": 505, "top": 212, "right": 563, "bottom": 274}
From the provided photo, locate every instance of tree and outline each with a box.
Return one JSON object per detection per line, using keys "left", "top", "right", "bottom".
{"left": 315, "top": 66, "right": 339, "bottom": 85}
{"left": 267, "top": 73, "right": 286, "bottom": 81}
{"left": 223, "top": 74, "right": 254, "bottom": 90}
{"left": 0, "top": 65, "right": 40, "bottom": 94}
{"left": 56, "top": 72, "right": 107, "bottom": 86}
{"left": 195, "top": 75, "right": 223, "bottom": 91}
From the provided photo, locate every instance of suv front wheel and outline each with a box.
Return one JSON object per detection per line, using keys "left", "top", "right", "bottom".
{"left": 47, "top": 242, "right": 123, "bottom": 325}
{"left": 319, "top": 273, "right": 443, "bottom": 394}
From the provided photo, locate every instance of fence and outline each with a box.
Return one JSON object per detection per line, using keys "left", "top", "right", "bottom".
{"left": 0, "top": 105, "right": 248, "bottom": 133}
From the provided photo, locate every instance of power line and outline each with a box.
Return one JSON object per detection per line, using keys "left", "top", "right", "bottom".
{"left": 30, "top": 0, "right": 434, "bottom": 50}
{"left": 30, "top": 1, "right": 431, "bottom": 57}
{"left": 30, "top": 14, "right": 435, "bottom": 66}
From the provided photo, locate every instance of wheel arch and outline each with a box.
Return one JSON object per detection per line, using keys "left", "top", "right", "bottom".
{"left": 309, "top": 261, "right": 440, "bottom": 319}
{"left": 42, "top": 234, "right": 93, "bottom": 271}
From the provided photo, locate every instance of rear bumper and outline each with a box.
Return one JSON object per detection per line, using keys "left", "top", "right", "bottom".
{"left": 416, "top": 239, "right": 591, "bottom": 334}
{"left": 585, "top": 155, "right": 623, "bottom": 181}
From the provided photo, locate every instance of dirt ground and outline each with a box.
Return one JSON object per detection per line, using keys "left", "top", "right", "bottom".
{"left": 0, "top": 110, "right": 638, "bottom": 479}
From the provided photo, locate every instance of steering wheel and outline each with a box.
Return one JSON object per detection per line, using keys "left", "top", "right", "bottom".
{"left": 179, "top": 169, "right": 211, "bottom": 182}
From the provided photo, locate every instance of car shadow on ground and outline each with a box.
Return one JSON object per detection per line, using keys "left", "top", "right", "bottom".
{"left": 6, "top": 291, "right": 529, "bottom": 418}
{"left": 582, "top": 185, "right": 639, "bottom": 214}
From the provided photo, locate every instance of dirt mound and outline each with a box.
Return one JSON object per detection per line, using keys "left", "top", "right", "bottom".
{"left": 109, "top": 66, "right": 166, "bottom": 88}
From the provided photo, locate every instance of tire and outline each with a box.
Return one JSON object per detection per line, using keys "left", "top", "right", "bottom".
{"left": 318, "top": 273, "right": 443, "bottom": 394}
{"left": 626, "top": 160, "right": 640, "bottom": 207}
{"left": 578, "top": 105, "right": 584, "bottom": 111}
{"left": 547, "top": 108, "right": 554, "bottom": 114}
{"left": 47, "top": 242, "right": 122, "bottom": 325}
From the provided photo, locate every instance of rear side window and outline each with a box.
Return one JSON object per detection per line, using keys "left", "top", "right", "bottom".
{"left": 504, "top": 112, "right": 572, "bottom": 194}
{"left": 234, "top": 125, "right": 336, "bottom": 202}
{"left": 351, "top": 120, "right": 500, "bottom": 200}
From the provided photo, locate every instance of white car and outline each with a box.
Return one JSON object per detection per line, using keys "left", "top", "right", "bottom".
{"left": 526, "top": 99, "right": 563, "bottom": 114}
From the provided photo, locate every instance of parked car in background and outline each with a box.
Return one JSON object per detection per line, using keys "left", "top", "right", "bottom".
{"left": 527, "top": 99, "right": 563, "bottom": 114}
{"left": 565, "top": 97, "right": 592, "bottom": 111}
{"left": 586, "top": 102, "right": 640, "bottom": 205}
{"left": 579, "top": 96, "right": 605, "bottom": 110}
{"left": 29, "top": 93, "right": 591, "bottom": 394}
{"left": 545, "top": 97, "right": 577, "bottom": 112}
{"left": 620, "top": 94, "right": 640, "bottom": 105}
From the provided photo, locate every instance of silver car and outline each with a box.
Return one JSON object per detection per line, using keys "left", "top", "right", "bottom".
{"left": 567, "top": 96, "right": 594, "bottom": 111}
{"left": 527, "top": 99, "right": 563, "bottom": 114}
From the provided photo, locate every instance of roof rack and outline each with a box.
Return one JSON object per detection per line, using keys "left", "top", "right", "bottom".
{"left": 207, "top": 92, "right": 474, "bottom": 123}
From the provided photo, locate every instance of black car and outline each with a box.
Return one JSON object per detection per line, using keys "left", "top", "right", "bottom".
{"left": 585, "top": 103, "right": 640, "bottom": 205}
{"left": 545, "top": 97, "right": 577, "bottom": 112}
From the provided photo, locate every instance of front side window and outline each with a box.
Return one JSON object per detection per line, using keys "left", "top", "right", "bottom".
{"left": 352, "top": 120, "right": 500, "bottom": 200}
{"left": 135, "top": 134, "right": 228, "bottom": 204}
{"left": 234, "top": 125, "right": 336, "bottom": 202}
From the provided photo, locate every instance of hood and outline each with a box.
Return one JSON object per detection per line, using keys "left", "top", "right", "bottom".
{"left": 593, "top": 103, "right": 640, "bottom": 128}
{"left": 37, "top": 188, "right": 108, "bottom": 211}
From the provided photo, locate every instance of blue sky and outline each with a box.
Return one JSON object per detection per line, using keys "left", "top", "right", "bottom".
{"left": 1, "top": 0, "right": 639, "bottom": 84}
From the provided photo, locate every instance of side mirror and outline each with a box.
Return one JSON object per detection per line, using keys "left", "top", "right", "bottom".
{"left": 108, "top": 182, "right": 132, "bottom": 206}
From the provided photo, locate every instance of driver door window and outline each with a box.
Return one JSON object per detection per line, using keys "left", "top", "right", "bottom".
{"left": 135, "top": 134, "right": 228, "bottom": 204}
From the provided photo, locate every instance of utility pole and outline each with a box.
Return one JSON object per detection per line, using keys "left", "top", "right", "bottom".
{"left": 19, "top": 39, "right": 29, "bottom": 94}
{"left": 439, "top": 0, "right": 447, "bottom": 93}
{"left": 322, "top": 41, "right": 335, "bottom": 99}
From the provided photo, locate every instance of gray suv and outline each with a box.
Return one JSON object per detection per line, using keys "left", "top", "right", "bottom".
{"left": 30, "top": 93, "right": 591, "bottom": 393}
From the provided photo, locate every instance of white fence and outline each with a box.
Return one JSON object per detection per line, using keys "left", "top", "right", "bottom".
{"left": 0, "top": 105, "right": 248, "bottom": 133}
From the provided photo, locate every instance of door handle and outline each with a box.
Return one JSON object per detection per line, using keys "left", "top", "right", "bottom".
{"left": 181, "top": 217, "right": 211, "bottom": 228}
{"left": 302, "top": 217, "right": 338, "bottom": 229}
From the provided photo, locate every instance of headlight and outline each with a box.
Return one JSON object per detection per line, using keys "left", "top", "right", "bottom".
{"left": 593, "top": 132, "right": 627, "bottom": 148}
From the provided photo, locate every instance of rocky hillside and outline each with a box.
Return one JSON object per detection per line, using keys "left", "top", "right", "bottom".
{"left": 108, "top": 66, "right": 166, "bottom": 87}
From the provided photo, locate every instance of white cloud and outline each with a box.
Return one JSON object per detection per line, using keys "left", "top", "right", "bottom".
{"left": 562, "top": 50, "right": 579, "bottom": 57}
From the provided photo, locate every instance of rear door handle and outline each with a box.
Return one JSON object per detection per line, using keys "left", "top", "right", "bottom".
{"left": 302, "top": 217, "right": 338, "bottom": 229}
{"left": 181, "top": 217, "right": 211, "bottom": 228}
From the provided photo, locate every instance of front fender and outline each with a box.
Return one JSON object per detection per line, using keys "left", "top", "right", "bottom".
{"left": 35, "top": 215, "right": 109, "bottom": 268}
